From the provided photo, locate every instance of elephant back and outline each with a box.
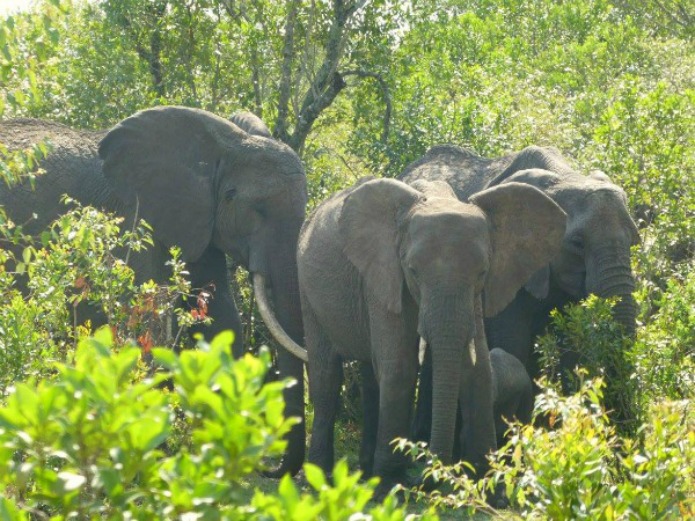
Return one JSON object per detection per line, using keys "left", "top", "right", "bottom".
{"left": 0, "top": 118, "right": 118, "bottom": 236}
{"left": 398, "top": 145, "right": 495, "bottom": 200}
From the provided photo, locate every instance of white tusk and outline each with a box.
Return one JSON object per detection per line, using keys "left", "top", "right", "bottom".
{"left": 418, "top": 337, "right": 427, "bottom": 366}
{"left": 253, "top": 273, "right": 308, "bottom": 363}
{"left": 469, "top": 338, "right": 476, "bottom": 366}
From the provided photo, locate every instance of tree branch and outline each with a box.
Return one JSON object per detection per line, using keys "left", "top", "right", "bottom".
{"left": 342, "top": 69, "right": 392, "bottom": 144}
{"left": 287, "top": 0, "right": 367, "bottom": 152}
{"left": 275, "top": 0, "right": 300, "bottom": 143}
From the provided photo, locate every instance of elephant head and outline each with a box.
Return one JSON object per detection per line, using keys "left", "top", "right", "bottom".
{"left": 98, "top": 106, "right": 307, "bottom": 473}
{"left": 494, "top": 167, "right": 639, "bottom": 335}
{"left": 339, "top": 178, "right": 566, "bottom": 467}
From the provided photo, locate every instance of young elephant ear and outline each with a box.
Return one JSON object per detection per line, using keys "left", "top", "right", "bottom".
{"left": 99, "top": 106, "right": 241, "bottom": 262}
{"left": 339, "top": 178, "right": 422, "bottom": 314}
{"left": 470, "top": 182, "right": 567, "bottom": 317}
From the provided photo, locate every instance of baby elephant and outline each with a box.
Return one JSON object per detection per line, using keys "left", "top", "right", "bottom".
{"left": 298, "top": 177, "right": 566, "bottom": 491}
{"left": 490, "top": 348, "right": 534, "bottom": 444}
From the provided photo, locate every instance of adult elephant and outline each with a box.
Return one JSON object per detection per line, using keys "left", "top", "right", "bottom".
{"left": 296, "top": 177, "right": 565, "bottom": 492}
{"left": 400, "top": 145, "right": 639, "bottom": 435}
{"left": 0, "top": 106, "right": 308, "bottom": 476}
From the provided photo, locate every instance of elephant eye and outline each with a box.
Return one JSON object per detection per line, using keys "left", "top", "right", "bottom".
{"left": 569, "top": 236, "right": 584, "bottom": 252}
{"left": 225, "top": 188, "right": 237, "bottom": 201}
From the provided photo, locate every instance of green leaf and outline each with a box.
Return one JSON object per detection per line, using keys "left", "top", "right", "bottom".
{"left": 303, "top": 463, "right": 327, "bottom": 490}
{"left": 152, "top": 348, "right": 178, "bottom": 370}
{"left": 57, "top": 471, "right": 86, "bottom": 492}
{"left": 0, "top": 496, "right": 27, "bottom": 521}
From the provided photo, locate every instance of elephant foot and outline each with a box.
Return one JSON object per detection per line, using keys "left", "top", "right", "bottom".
{"left": 262, "top": 453, "right": 304, "bottom": 478}
{"left": 486, "top": 481, "right": 509, "bottom": 510}
{"left": 373, "top": 476, "right": 402, "bottom": 502}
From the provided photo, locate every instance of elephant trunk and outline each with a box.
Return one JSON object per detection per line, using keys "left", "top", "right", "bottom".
{"left": 422, "top": 293, "right": 473, "bottom": 464}
{"left": 585, "top": 246, "right": 637, "bottom": 336}
{"left": 252, "top": 238, "right": 306, "bottom": 477}
{"left": 429, "top": 341, "right": 465, "bottom": 463}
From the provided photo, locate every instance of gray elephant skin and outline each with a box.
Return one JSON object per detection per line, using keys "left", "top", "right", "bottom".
{"left": 490, "top": 348, "right": 533, "bottom": 445}
{"left": 400, "top": 145, "right": 640, "bottom": 437}
{"left": 0, "top": 106, "right": 307, "bottom": 476}
{"left": 297, "top": 176, "right": 566, "bottom": 489}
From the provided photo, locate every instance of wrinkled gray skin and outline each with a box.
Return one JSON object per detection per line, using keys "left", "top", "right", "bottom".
{"left": 399, "top": 145, "right": 639, "bottom": 438}
{"left": 0, "top": 106, "right": 307, "bottom": 476}
{"left": 298, "top": 177, "right": 565, "bottom": 490}
{"left": 490, "top": 348, "right": 533, "bottom": 445}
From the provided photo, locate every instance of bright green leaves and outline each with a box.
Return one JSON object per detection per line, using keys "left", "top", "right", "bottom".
{"left": 0, "top": 328, "right": 426, "bottom": 519}
{"left": 488, "top": 379, "right": 695, "bottom": 520}
{"left": 251, "top": 461, "right": 427, "bottom": 521}
{"left": 0, "top": 328, "right": 169, "bottom": 518}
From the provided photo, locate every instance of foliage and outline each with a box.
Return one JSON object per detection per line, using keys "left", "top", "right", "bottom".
{"left": 0, "top": 200, "right": 214, "bottom": 396}
{"left": 399, "top": 378, "right": 694, "bottom": 520}
{"left": 0, "top": 329, "right": 428, "bottom": 519}
{"left": 632, "top": 272, "right": 695, "bottom": 400}
{"left": 489, "top": 377, "right": 695, "bottom": 520}
{"left": 536, "top": 296, "right": 640, "bottom": 433}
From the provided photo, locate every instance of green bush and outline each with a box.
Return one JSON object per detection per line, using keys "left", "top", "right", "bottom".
{"left": 0, "top": 329, "right": 429, "bottom": 520}
{"left": 490, "top": 378, "right": 694, "bottom": 520}
{"left": 536, "top": 295, "right": 640, "bottom": 432}
{"left": 633, "top": 272, "right": 695, "bottom": 401}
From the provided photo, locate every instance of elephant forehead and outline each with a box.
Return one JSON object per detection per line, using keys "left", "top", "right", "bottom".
{"left": 408, "top": 204, "right": 489, "bottom": 251}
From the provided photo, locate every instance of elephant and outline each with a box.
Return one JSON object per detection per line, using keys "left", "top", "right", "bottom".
{"left": 229, "top": 110, "right": 273, "bottom": 138}
{"left": 296, "top": 176, "right": 566, "bottom": 491}
{"left": 399, "top": 144, "right": 640, "bottom": 438}
{"left": 490, "top": 348, "right": 534, "bottom": 444}
{"left": 418, "top": 346, "right": 534, "bottom": 449}
{"left": 0, "top": 106, "right": 308, "bottom": 476}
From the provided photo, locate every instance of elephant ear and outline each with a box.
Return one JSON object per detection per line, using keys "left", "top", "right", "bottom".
{"left": 229, "top": 110, "right": 273, "bottom": 138}
{"left": 340, "top": 178, "right": 422, "bottom": 314}
{"left": 523, "top": 265, "right": 551, "bottom": 299}
{"left": 494, "top": 168, "right": 564, "bottom": 300}
{"left": 99, "top": 106, "right": 241, "bottom": 262}
{"left": 471, "top": 182, "right": 567, "bottom": 317}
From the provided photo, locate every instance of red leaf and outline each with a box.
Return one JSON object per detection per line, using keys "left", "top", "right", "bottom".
{"left": 138, "top": 331, "right": 154, "bottom": 353}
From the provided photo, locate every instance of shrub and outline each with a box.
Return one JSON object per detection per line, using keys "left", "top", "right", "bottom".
{"left": 0, "top": 329, "right": 430, "bottom": 520}
{"left": 536, "top": 295, "right": 640, "bottom": 433}
{"left": 491, "top": 378, "right": 695, "bottom": 520}
{"left": 632, "top": 272, "right": 695, "bottom": 401}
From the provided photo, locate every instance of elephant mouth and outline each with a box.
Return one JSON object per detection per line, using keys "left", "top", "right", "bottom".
{"left": 252, "top": 272, "right": 308, "bottom": 362}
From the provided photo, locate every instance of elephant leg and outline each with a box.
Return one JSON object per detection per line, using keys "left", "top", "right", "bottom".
{"left": 306, "top": 309, "right": 343, "bottom": 476}
{"left": 373, "top": 357, "right": 417, "bottom": 484}
{"left": 369, "top": 312, "right": 419, "bottom": 484}
{"left": 187, "top": 248, "right": 243, "bottom": 356}
{"left": 359, "top": 361, "right": 379, "bottom": 477}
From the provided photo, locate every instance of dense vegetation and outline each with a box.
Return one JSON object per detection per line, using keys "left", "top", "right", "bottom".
{"left": 0, "top": 0, "right": 693, "bottom": 518}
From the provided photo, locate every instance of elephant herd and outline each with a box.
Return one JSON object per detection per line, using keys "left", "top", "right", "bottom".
{"left": 0, "top": 106, "right": 638, "bottom": 493}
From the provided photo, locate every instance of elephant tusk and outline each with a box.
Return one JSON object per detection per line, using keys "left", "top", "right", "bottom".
{"left": 253, "top": 273, "right": 309, "bottom": 363}
{"left": 418, "top": 337, "right": 427, "bottom": 366}
{"left": 469, "top": 338, "right": 477, "bottom": 367}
